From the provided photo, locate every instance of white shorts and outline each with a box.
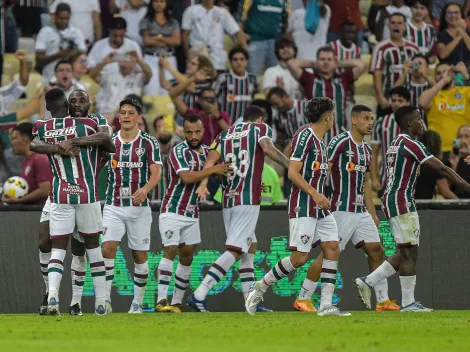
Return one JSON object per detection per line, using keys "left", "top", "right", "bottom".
{"left": 334, "top": 211, "right": 380, "bottom": 251}
{"left": 388, "top": 212, "right": 420, "bottom": 247}
{"left": 159, "top": 212, "right": 201, "bottom": 247}
{"left": 102, "top": 205, "right": 152, "bottom": 251}
{"left": 289, "top": 215, "right": 339, "bottom": 253}
{"left": 49, "top": 202, "right": 102, "bottom": 241}
{"left": 40, "top": 197, "right": 51, "bottom": 223}
{"left": 223, "top": 205, "right": 259, "bottom": 253}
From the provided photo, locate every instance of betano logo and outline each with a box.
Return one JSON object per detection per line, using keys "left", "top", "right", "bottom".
{"left": 111, "top": 160, "right": 144, "bottom": 168}
{"left": 346, "top": 162, "right": 367, "bottom": 173}
{"left": 312, "top": 161, "right": 328, "bottom": 171}
{"left": 438, "top": 103, "right": 464, "bottom": 111}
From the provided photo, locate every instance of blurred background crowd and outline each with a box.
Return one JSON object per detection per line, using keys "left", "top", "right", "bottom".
{"left": 2, "top": 0, "right": 470, "bottom": 205}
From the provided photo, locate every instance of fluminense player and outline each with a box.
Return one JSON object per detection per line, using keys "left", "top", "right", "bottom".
{"left": 31, "top": 88, "right": 115, "bottom": 316}
{"left": 293, "top": 105, "right": 399, "bottom": 313}
{"left": 156, "top": 114, "right": 232, "bottom": 313}
{"left": 101, "top": 99, "right": 162, "bottom": 314}
{"left": 355, "top": 106, "right": 470, "bottom": 312}
{"left": 187, "top": 105, "right": 290, "bottom": 312}
{"left": 246, "top": 97, "right": 351, "bottom": 317}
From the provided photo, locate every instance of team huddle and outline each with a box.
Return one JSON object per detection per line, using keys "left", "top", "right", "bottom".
{"left": 33, "top": 87, "right": 470, "bottom": 316}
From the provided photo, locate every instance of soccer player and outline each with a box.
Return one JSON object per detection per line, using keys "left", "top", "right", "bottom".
{"left": 101, "top": 98, "right": 162, "bottom": 314}
{"left": 292, "top": 105, "right": 399, "bottom": 313}
{"left": 355, "top": 106, "right": 470, "bottom": 311}
{"left": 187, "top": 105, "right": 290, "bottom": 312}
{"left": 31, "top": 88, "right": 115, "bottom": 316}
{"left": 245, "top": 97, "right": 351, "bottom": 317}
{"left": 156, "top": 114, "right": 233, "bottom": 313}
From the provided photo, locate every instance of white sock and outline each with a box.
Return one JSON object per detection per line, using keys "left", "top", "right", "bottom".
{"left": 239, "top": 253, "right": 255, "bottom": 300}
{"left": 171, "top": 263, "right": 191, "bottom": 306}
{"left": 259, "top": 257, "right": 295, "bottom": 293}
{"left": 104, "top": 258, "right": 114, "bottom": 302}
{"left": 87, "top": 247, "right": 106, "bottom": 303}
{"left": 47, "top": 248, "right": 66, "bottom": 300}
{"left": 157, "top": 258, "right": 173, "bottom": 303}
{"left": 400, "top": 275, "right": 416, "bottom": 307}
{"left": 194, "top": 251, "right": 236, "bottom": 301}
{"left": 298, "top": 278, "right": 318, "bottom": 300}
{"left": 374, "top": 279, "right": 389, "bottom": 303}
{"left": 134, "top": 261, "right": 148, "bottom": 305}
{"left": 365, "top": 261, "right": 396, "bottom": 288}
{"left": 39, "top": 250, "right": 51, "bottom": 293}
{"left": 70, "top": 254, "right": 87, "bottom": 307}
{"left": 320, "top": 259, "right": 338, "bottom": 310}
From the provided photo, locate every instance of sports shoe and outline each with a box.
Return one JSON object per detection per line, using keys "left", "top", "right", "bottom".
{"left": 156, "top": 299, "right": 174, "bottom": 313}
{"left": 293, "top": 298, "right": 317, "bottom": 312}
{"left": 376, "top": 300, "right": 400, "bottom": 311}
{"left": 317, "top": 305, "right": 351, "bottom": 317}
{"left": 105, "top": 300, "right": 113, "bottom": 314}
{"left": 245, "top": 282, "right": 264, "bottom": 316}
{"left": 170, "top": 304, "right": 182, "bottom": 313}
{"left": 187, "top": 294, "right": 209, "bottom": 312}
{"left": 400, "top": 302, "right": 433, "bottom": 312}
{"left": 256, "top": 304, "right": 273, "bottom": 313}
{"left": 47, "top": 296, "right": 60, "bottom": 316}
{"left": 39, "top": 293, "right": 48, "bottom": 315}
{"left": 128, "top": 301, "right": 143, "bottom": 314}
{"left": 354, "top": 277, "right": 372, "bottom": 309}
{"left": 94, "top": 304, "right": 107, "bottom": 316}
{"left": 69, "top": 303, "right": 83, "bottom": 316}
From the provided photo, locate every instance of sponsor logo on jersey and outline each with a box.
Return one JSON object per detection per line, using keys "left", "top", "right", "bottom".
{"left": 135, "top": 148, "right": 145, "bottom": 157}
{"left": 224, "top": 130, "right": 249, "bottom": 140}
{"left": 188, "top": 160, "right": 197, "bottom": 168}
{"left": 44, "top": 126, "right": 76, "bottom": 138}
{"left": 111, "top": 160, "right": 144, "bottom": 168}
{"left": 227, "top": 190, "right": 240, "bottom": 198}
{"left": 119, "top": 187, "right": 131, "bottom": 199}
{"left": 312, "top": 161, "right": 328, "bottom": 171}
{"left": 438, "top": 103, "right": 465, "bottom": 111}
{"left": 257, "top": 4, "right": 283, "bottom": 13}
{"left": 188, "top": 205, "right": 196, "bottom": 213}
{"left": 346, "top": 162, "right": 367, "bottom": 173}
{"left": 227, "top": 94, "right": 252, "bottom": 103}
{"left": 346, "top": 150, "right": 355, "bottom": 157}
{"left": 294, "top": 206, "right": 301, "bottom": 213}
{"left": 62, "top": 185, "right": 85, "bottom": 194}
{"left": 143, "top": 238, "right": 150, "bottom": 244}
{"left": 387, "top": 146, "right": 399, "bottom": 154}
{"left": 122, "top": 149, "right": 130, "bottom": 156}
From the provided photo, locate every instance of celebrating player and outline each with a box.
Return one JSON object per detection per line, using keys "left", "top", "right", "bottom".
{"left": 156, "top": 114, "right": 232, "bottom": 313}
{"left": 355, "top": 106, "right": 470, "bottom": 312}
{"left": 186, "top": 105, "right": 290, "bottom": 312}
{"left": 293, "top": 105, "right": 399, "bottom": 313}
{"left": 31, "top": 88, "right": 115, "bottom": 316}
{"left": 101, "top": 99, "right": 162, "bottom": 314}
{"left": 246, "top": 98, "right": 350, "bottom": 317}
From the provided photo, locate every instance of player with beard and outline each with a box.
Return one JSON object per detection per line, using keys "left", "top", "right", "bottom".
{"left": 156, "top": 114, "right": 232, "bottom": 312}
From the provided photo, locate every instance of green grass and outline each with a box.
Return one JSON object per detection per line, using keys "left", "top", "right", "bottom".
{"left": 1, "top": 312, "right": 470, "bottom": 352}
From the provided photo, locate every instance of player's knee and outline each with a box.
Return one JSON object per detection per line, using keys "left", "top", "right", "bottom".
{"left": 164, "top": 246, "right": 178, "bottom": 260}
{"left": 290, "top": 252, "right": 309, "bottom": 267}
{"left": 322, "top": 241, "right": 340, "bottom": 260}
{"left": 132, "top": 251, "right": 148, "bottom": 265}
{"left": 179, "top": 253, "right": 194, "bottom": 266}
{"left": 365, "top": 243, "right": 384, "bottom": 261}
{"left": 38, "top": 237, "right": 51, "bottom": 253}
{"left": 101, "top": 244, "right": 117, "bottom": 259}
{"left": 84, "top": 235, "right": 100, "bottom": 249}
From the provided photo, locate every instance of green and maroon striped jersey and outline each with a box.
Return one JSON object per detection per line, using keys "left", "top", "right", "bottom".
{"left": 330, "top": 40, "right": 361, "bottom": 61}
{"left": 382, "top": 134, "right": 432, "bottom": 219}
{"left": 33, "top": 115, "right": 109, "bottom": 204}
{"left": 371, "top": 113, "right": 400, "bottom": 187}
{"left": 328, "top": 131, "right": 372, "bottom": 213}
{"left": 407, "top": 81, "right": 430, "bottom": 109}
{"left": 272, "top": 99, "right": 308, "bottom": 141}
{"left": 211, "top": 122, "right": 272, "bottom": 208}
{"left": 212, "top": 70, "right": 258, "bottom": 124}
{"left": 288, "top": 127, "right": 330, "bottom": 219}
{"left": 161, "top": 141, "right": 209, "bottom": 218}
{"left": 405, "top": 20, "right": 436, "bottom": 56}
{"left": 106, "top": 130, "right": 162, "bottom": 207}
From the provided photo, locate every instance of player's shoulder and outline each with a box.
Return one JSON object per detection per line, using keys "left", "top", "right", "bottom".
{"left": 174, "top": 140, "right": 189, "bottom": 152}
{"left": 140, "top": 131, "right": 159, "bottom": 143}
{"left": 329, "top": 131, "right": 349, "bottom": 146}
{"left": 404, "top": 38, "right": 420, "bottom": 50}
{"left": 34, "top": 119, "right": 47, "bottom": 129}
{"left": 365, "top": 142, "right": 372, "bottom": 153}
{"left": 294, "top": 125, "right": 312, "bottom": 139}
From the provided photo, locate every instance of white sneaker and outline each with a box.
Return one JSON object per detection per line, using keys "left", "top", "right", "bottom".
{"left": 354, "top": 277, "right": 372, "bottom": 309}
{"left": 128, "top": 301, "right": 143, "bottom": 314}
{"left": 400, "top": 302, "right": 433, "bottom": 312}
{"left": 245, "top": 282, "right": 264, "bottom": 316}
{"left": 105, "top": 300, "right": 113, "bottom": 314}
{"left": 317, "top": 305, "right": 352, "bottom": 317}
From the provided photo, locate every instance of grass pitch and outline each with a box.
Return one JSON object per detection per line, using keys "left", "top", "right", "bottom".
{"left": 1, "top": 311, "right": 469, "bottom": 352}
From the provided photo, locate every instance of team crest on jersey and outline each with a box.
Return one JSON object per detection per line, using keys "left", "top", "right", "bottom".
{"left": 300, "top": 235, "right": 310, "bottom": 245}
{"left": 135, "top": 148, "right": 145, "bottom": 157}
{"left": 25, "top": 166, "right": 31, "bottom": 175}
{"left": 122, "top": 149, "right": 130, "bottom": 156}
{"left": 165, "top": 230, "right": 173, "bottom": 239}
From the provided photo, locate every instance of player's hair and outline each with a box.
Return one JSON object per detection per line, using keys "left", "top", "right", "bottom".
{"left": 305, "top": 97, "right": 335, "bottom": 123}
{"left": 199, "top": 87, "right": 215, "bottom": 97}
{"left": 412, "top": 53, "right": 429, "bottom": 65}
{"left": 266, "top": 87, "right": 288, "bottom": 101}
{"left": 140, "top": 117, "right": 149, "bottom": 133}
{"left": 394, "top": 106, "right": 420, "bottom": 129}
{"left": 124, "top": 94, "right": 143, "bottom": 107}
{"left": 316, "top": 46, "right": 336, "bottom": 59}
{"left": 195, "top": 55, "right": 216, "bottom": 80}
{"left": 110, "top": 16, "right": 127, "bottom": 30}
{"left": 184, "top": 114, "right": 204, "bottom": 125}
{"left": 389, "top": 12, "right": 407, "bottom": 22}
{"left": 119, "top": 98, "right": 142, "bottom": 115}
{"left": 12, "top": 123, "right": 34, "bottom": 142}
{"left": 409, "top": 0, "right": 430, "bottom": 9}
{"left": 389, "top": 86, "right": 411, "bottom": 102}
{"left": 45, "top": 88, "right": 68, "bottom": 115}
{"left": 457, "top": 124, "right": 470, "bottom": 136}
{"left": 54, "top": 59, "right": 73, "bottom": 72}
{"left": 243, "top": 105, "right": 266, "bottom": 122}
{"left": 351, "top": 105, "right": 372, "bottom": 115}
{"left": 152, "top": 115, "right": 164, "bottom": 131}
{"left": 56, "top": 2, "right": 71, "bottom": 15}
{"left": 420, "top": 130, "right": 441, "bottom": 157}
{"left": 229, "top": 46, "right": 249, "bottom": 61}
{"left": 440, "top": 3, "right": 464, "bottom": 31}
{"left": 274, "top": 36, "right": 298, "bottom": 60}
{"left": 250, "top": 99, "right": 272, "bottom": 125}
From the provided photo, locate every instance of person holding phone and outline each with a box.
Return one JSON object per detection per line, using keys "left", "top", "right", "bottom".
{"left": 446, "top": 125, "right": 470, "bottom": 198}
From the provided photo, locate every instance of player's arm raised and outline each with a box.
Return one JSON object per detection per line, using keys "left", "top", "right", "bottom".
{"left": 259, "top": 137, "right": 290, "bottom": 169}
{"left": 426, "top": 156, "right": 470, "bottom": 193}
{"left": 196, "top": 150, "right": 222, "bottom": 201}
{"left": 364, "top": 172, "right": 380, "bottom": 228}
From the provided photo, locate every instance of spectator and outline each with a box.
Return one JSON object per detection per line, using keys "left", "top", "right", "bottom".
{"left": 437, "top": 3, "right": 470, "bottom": 67}
{"left": 140, "top": 0, "right": 181, "bottom": 95}
{"left": 35, "top": 3, "right": 86, "bottom": 83}
{"left": 111, "top": 0, "right": 149, "bottom": 45}
{"left": 91, "top": 50, "right": 152, "bottom": 116}
{"left": 88, "top": 17, "right": 142, "bottom": 76}
{"left": 330, "top": 22, "right": 361, "bottom": 61}
{"left": 431, "top": 0, "right": 468, "bottom": 28}
{"left": 182, "top": 0, "right": 247, "bottom": 72}
{"left": 326, "top": 0, "right": 364, "bottom": 48}
{"left": 405, "top": 0, "right": 437, "bottom": 62}
{"left": 288, "top": 0, "right": 331, "bottom": 61}
{"left": 237, "top": 0, "right": 290, "bottom": 75}
{"left": 212, "top": 46, "right": 258, "bottom": 124}
{"left": 138, "top": 116, "right": 149, "bottom": 132}
{"left": 446, "top": 124, "right": 470, "bottom": 198}
{"left": 13, "top": 0, "right": 48, "bottom": 38}
{"left": 415, "top": 130, "right": 457, "bottom": 199}
{"left": 370, "top": 86, "right": 411, "bottom": 193}
{"left": 48, "top": 60, "right": 87, "bottom": 98}
{"left": 152, "top": 115, "right": 175, "bottom": 201}
{"left": 263, "top": 37, "right": 303, "bottom": 100}
{"left": 72, "top": 53, "right": 90, "bottom": 91}
{"left": 371, "top": 13, "right": 419, "bottom": 116}
{"left": 50, "top": 0, "right": 102, "bottom": 48}
{"left": 2, "top": 123, "right": 50, "bottom": 206}
{"left": 375, "top": 0, "right": 412, "bottom": 41}
{"left": 0, "top": 50, "right": 29, "bottom": 114}
{"left": 419, "top": 62, "right": 470, "bottom": 160}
